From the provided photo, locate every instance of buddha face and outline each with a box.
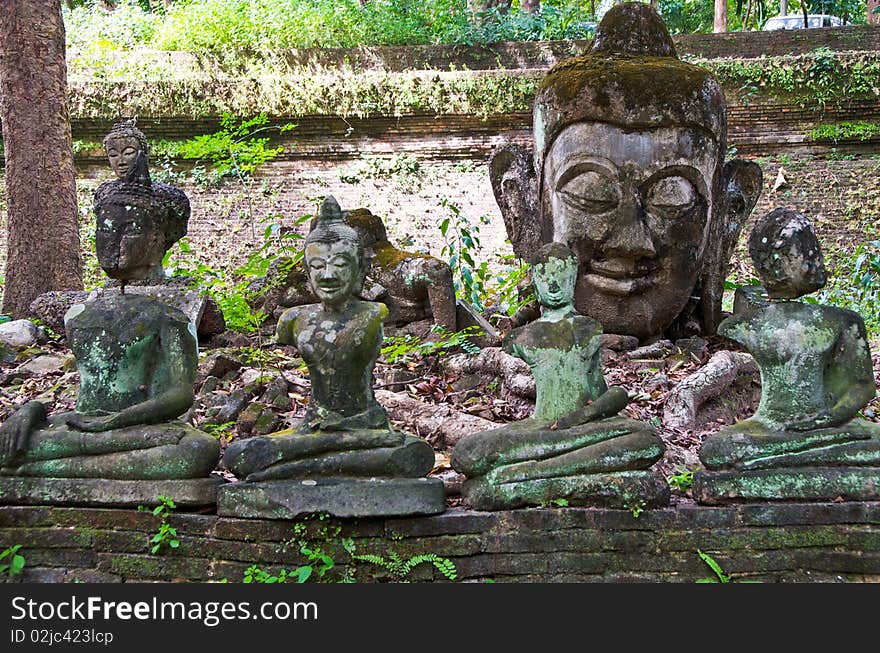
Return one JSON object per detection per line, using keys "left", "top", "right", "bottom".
{"left": 105, "top": 136, "right": 142, "bottom": 180}
{"left": 305, "top": 239, "right": 360, "bottom": 308}
{"left": 542, "top": 122, "right": 719, "bottom": 337}
{"left": 96, "top": 202, "right": 165, "bottom": 281}
{"left": 532, "top": 254, "right": 577, "bottom": 310}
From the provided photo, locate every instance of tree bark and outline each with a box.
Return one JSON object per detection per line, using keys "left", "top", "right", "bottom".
{"left": 714, "top": 0, "right": 728, "bottom": 32}
{"left": 780, "top": 0, "right": 787, "bottom": 15}
{"left": 869, "top": 0, "right": 880, "bottom": 25}
{"left": 520, "top": 0, "right": 540, "bottom": 14}
{"left": 0, "top": 0, "right": 82, "bottom": 318}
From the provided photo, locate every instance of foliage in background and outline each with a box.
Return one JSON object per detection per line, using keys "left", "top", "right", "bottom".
{"left": 165, "top": 216, "right": 306, "bottom": 334}
{"left": 701, "top": 48, "right": 880, "bottom": 109}
{"left": 381, "top": 325, "right": 482, "bottom": 364}
{"left": 151, "top": 113, "right": 293, "bottom": 186}
{"left": 62, "top": 0, "right": 872, "bottom": 56}
{"left": 64, "top": 0, "right": 596, "bottom": 53}
{"left": 174, "top": 114, "right": 293, "bottom": 181}
{"left": 0, "top": 544, "right": 26, "bottom": 578}
{"left": 807, "top": 121, "right": 880, "bottom": 142}
{"left": 438, "top": 197, "right": 492, "bottom": 311}
{"left": 815, "top": 237, "right": 880, "bottom": 336}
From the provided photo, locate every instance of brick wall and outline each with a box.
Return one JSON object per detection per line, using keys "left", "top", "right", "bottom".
{"left": 2, "top": 503, "right": 879, "bottom": 583}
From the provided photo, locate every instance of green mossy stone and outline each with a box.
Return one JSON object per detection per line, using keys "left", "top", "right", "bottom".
{"left": 693, "top": 467, "right": 880, "bottom": 504}
{"left": 0, "top": 477, "right": 224, "bottom": 508}
{"left": 217, "top": 476, "right": 446, "bottom": 519}
{"left": 462, "top": 470, "right": 670, "bottom": 511}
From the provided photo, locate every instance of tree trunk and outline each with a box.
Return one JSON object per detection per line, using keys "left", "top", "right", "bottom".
{"left": 780, "top": 0, "right": 787, "bottom": 14}
{"left": 0, "top": 0, "right": 82, "bottom": 318}
{"left": 521, "top": 0, "right": 540, "bottom": 14}
{"left": 869, "top": 0, "right": 880, "bottom": 25}
{"left": 714, "top": 0, "right": 728, "bottom": 32}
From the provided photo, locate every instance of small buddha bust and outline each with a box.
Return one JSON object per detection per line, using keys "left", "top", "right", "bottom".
{"left": 450, "top": 243, "right": 668, "bottom": 510}
{"left": 0, "top": 173, "right": 218, "bottom": 480}
{"left": 222, "top": 197, "right": 435, "bottom": 483}
{"left": 490, "top": 3, "right": 762, "bottom": 340}
{"left": 694, "top": 209, "right": 880, "bottom": 503}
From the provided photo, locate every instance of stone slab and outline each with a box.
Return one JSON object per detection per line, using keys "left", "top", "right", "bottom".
{"left": 693, "top": 467, "right": 880, "bottom": 505}
{"left": 461, "top": 470, "right": 670, "bottom": 511}
{"left": 217, "top": 477, "right": 447, "bottom": 519}
{"left": 0, "top": 477, "right": 225, "bottom": 508}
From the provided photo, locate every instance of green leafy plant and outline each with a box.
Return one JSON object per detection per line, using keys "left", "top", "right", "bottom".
{"left": 243, "top": 544, "right": 335, "bottom": 584}
{"left": 140, "top": 495, "right": 180, "bottom": 555}
{"left": 667, "top": 466, "right": 696, "bottom": 491}
{"left": 484, "top": 256, "right": 534, "bottom": 322}
{"left": 380, "top": 324, "right": 482, "bottom": 364}
{"left": 696, "top": 550, "right": 731, "bottom": 583}
{"left": 164, "top": 213, "right": 308, "bottom": 334}
{"left": 202, "top": 421, "right": 236, "bottom": 439}
{"left": 173, "top": 113, "right": 295, "bottom": 182}
{"left": 627, "top": 499, "right": 646, "bottom": 519}
{"left": 0, "top": 545, "right": 26, "bottom": 578}
{"left": 343, "top": 539, "right": 458, "bottom": 583}
{"left": 807, "top": 121, "right": 880, "bottom": 143}
{"left": 818, "top": 238, "right": 880, "bottom": 337}
{"left": 438, "top": 197, "right": 492, "bottom": 311}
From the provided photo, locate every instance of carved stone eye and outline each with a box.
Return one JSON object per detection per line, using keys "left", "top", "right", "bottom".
{"left": 558, "top": 170, "right": 619, "bottom": 214}
{"left": 645, "top": 176, "right": 696, "bottom": 216}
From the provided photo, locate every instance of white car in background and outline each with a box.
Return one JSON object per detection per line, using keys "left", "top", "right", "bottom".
{"left": 762, "top": 14, "right": 848, "bottom": 30}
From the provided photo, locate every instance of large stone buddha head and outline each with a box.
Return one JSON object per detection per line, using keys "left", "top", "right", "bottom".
{"left": 491, "top": 3, "right": 762, "bottom": 339}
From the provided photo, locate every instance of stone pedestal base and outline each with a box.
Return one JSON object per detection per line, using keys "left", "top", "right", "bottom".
{"left": 0, "top": 476, "right": 224, "bottom": 508}
{"left": 693, "top": 467, "right": 880, "bottom": 504}
{"left": 217, "top": 477, "right": 447, "bottom": 519}
{"left": 461, "top": 470, "right": 670, "bottom": 511}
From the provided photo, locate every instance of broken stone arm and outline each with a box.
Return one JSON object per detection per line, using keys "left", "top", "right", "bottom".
{"left": 553, "top": 386, "right": 631, "bottom": 430}
{"left": 785, "top": 317, "right": 878, "bottom": 432}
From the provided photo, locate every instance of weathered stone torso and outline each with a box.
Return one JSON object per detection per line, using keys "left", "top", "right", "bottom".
{"left": 504, "top": 313, "right": 606, "bottom": 421}
{"left": 281, "top": 300, "right": 387, "bottom": 424}
{"left": 65, "top": 294, "right": 197, "bottom": 415}
{"left": 718, "top": 300, "right": 867, "bottom": 428}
